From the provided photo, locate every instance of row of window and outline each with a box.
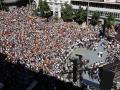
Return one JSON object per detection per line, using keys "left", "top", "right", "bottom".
{"left": 48, "top": 0, "right": 64, "bottom": 3}
{"left": 71, "top": 1, "right": 120, "bottom": 9}
{"left": 74, "top": 9, "right": 120, "bottom": 18}
{"left": 89, "top": 11, "right": 120, "bottom": 18}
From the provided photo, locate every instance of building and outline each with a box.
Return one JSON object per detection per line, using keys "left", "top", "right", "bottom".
{"left": 71, "top": 0, "right": 120, "bottom": 22}
{"left": 3, "top": 0, "right": 33, "bottom": 10}
{"left": 47, "top": 0, "right": 71, "bottom": 18}
{"left": 3, "top": 0, "right": 120, "bottom": 20}
{"left": 34, "top": 0, "right": 71, "bottom": 18}
{"left": 3, "top": 0, "right": 18, "bottom": 10}
{"left": 34, "top": 0, "right": 120, "bottom": 22}
{"left": 3, "top": 0, "right": 18, "bottom": 3}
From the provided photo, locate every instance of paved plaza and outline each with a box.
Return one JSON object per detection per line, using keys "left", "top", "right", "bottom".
{"left": 63, "top": 39, "right": 108, "bottom": 88}
{"left": 70, "top": 39, "right": 108, "bottom": 65}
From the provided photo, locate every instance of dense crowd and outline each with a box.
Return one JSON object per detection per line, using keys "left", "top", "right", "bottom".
{"left": 105, "top": 40, "right": 120, "bottom": 63}
{"left": 0, "top": 5, "right": 120, "bottom": 82}
{"left": 0, "top": 5, "right": 98, "bottom": 77}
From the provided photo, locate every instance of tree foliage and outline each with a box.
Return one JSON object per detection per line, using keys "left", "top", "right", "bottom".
{"left": 61, "top": 3, "right": 73, "bottom": 22}
{"left": 0, "top": 0, "right": 7, "bottom": 11}
{"left": 104, "top": 14, "right": 115, "bottom": 29}
{"left": 90, "top": 11, "right": 100, "bottom": 26}
{"left": 0, "top": 0, "right": 2, "bottom": 10}
{"left": 103, "top": 14, "right": 115, "bottom": 38}
{"left": 37, "top": 0, "right": 52, "bottom": 18}
{"left": 74, "top": 7, "right": 86, "bottom": 24}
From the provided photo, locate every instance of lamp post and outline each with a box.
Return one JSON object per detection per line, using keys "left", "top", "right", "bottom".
{"left": 29, "top": 0, "right": 32, "bottom": 5}
{"left": 86, "top": 0, "right": 89, "bottom": 26}
{"left": 0, "top": 0, "right": 3, "bottom": 10}
{"left": 29, "top": 0, "right": 31, "bottom": 10}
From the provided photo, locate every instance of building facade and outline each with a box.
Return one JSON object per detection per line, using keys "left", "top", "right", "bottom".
{"left": 34, "top": 0, "right": 120, "bottom": 21}
{"left": 47, "top": 0, "right": 71, "bottom": 18}
{"left": 34, "top": 0, "right": 71, "bottom": 18}
{"left": 71, "top": 0, "right": 120, "bottom": 21}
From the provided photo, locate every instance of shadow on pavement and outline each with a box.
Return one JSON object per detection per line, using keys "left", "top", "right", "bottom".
{"left": 0, "top": 53, "right": 85, "bottom": 90}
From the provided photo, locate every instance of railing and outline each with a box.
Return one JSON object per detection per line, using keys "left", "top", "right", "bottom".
{"left": 88, "top": 10, "right": 120, "bottom": 19}
{"left": 72, "top": 4, "right": 120, "bottom": 19}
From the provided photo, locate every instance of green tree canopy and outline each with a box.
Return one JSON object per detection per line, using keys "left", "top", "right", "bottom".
{"left": 0, "top": 0, "right": 8, "bottom": 11}
{"left": 104, "top": 14, "right": 115, "bottom": 29}
{"left": 0, "top": 0, "right": 3, "bottom": 10}
{"left": 37, "top": 0, "right": 52, "bottom": 18}
{"left": 103, "top": 14, "right": 115, "bottom": 38}
{"left": 39, "top": 0, "right": 50, "bottom": 11}
{"left": 74, "top": 7, "right": 86, "bottom": 24}
{"left": 61, "top": 3, "right": 73, "bottom": 22}
{"left": 90, "top": 11, "right": 100, "bottom": 26}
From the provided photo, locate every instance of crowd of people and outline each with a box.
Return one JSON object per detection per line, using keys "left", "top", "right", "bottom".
{"left": 0, "top": 4, "right": 120, "bottom": 82}
{"left": 105, "top": 40, "right": 120, "bottom": 63}
{"left": 0, "top": 5, "right": 98, "bottom": 77}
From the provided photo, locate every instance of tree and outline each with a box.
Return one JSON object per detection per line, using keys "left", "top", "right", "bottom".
{"left": 74, "top": 7, "right": 86, "bottom": 24}
{"left": 104, "top": 14, "right": 115, "bottom": 29}
{"left": 103, "top": 14, "right": 115, "bottom": 38}
{"left": 0, "top": 0, "right": 6, "bottom": 11}
{"left": 37, "top": 0, "right": 52, "bottom": 19}
{"left": 61, "top": 3, "right": 73, "bottom": 22}
{"left": 0, "top": 0, "right": 2, "bottom": 10}
{"left": 90, "top": 11, "right": 100, "bottom": 26}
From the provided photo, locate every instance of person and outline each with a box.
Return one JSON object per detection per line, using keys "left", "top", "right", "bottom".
{"left": 0, "top": 4, "right": 119, "bottom": 83}
{"left": 98, "top": 52, "right": 103, "bottom": 58}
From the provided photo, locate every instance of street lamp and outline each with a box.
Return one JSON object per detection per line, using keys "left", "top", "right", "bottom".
{"left": 86, "top": 0, "right": 89, "bottom": 26}
{"left": 29, "top": 0, "right": 31, "bottom": 9}
{"left": 0, "top": 0, "right": 3, "bottom": 10}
